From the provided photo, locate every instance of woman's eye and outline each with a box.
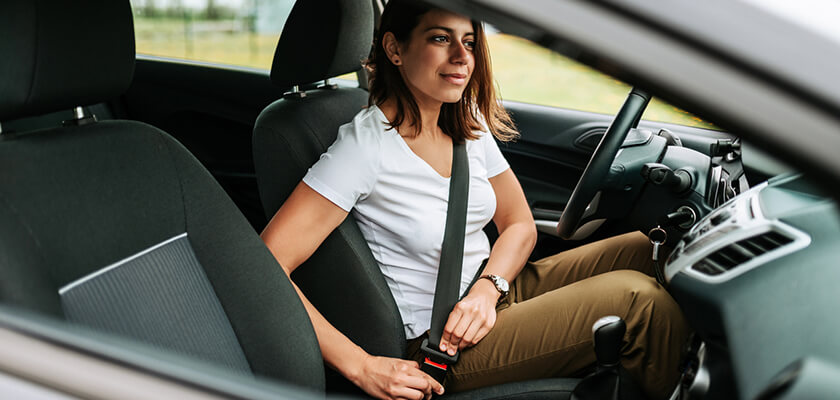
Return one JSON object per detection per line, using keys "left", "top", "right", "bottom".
{"left": 464, "top": 40, "right": 476, "bottom": 50}
{"left": 432, "top": 35, "right": 449, "bottom": 43}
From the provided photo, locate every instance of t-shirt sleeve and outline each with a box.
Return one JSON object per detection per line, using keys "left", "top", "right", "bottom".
{"left": 302, "top": 123, "right": 381, "bottom": 212}
{"left": 481, "top": 131, "right": 510, "bottom": 178}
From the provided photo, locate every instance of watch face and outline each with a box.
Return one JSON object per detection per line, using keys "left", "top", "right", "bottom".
{"left": 492, "top": 275, "right": 509, "bottom": 292}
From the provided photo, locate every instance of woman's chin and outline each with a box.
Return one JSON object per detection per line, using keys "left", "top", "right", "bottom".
{"left": 441, "top": 93, "right": 467, "bottom": 104}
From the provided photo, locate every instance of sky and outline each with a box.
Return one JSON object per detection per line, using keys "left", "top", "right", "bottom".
{"left": 741, "top": 0, "right": 840, "bottom": 45}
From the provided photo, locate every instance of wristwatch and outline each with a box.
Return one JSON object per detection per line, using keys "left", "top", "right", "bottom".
{"left": 479, "top": 274, "right": 510, "bottom": 299}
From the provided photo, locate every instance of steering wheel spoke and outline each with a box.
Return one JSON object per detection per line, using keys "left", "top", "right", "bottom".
{"left": 557, "top": 88, "right": 652, "bottom": 239}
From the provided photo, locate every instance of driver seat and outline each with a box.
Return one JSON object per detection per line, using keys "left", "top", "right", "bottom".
{"left": 252, "top": 0, "right": 579, "bottom": 397}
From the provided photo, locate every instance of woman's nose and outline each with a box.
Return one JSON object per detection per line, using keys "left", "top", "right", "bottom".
{"left": 450, "top": 41, "right": 470, "bottom": 64}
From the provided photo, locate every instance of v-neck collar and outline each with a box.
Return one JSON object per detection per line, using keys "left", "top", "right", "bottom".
{"left": 372, "top": 105, "right": 454, "bottom": 181}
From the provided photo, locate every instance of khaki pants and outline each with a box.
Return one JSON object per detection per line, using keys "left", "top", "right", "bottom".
{"left": 406, "top": 232, "right": 689, "bottom": 400}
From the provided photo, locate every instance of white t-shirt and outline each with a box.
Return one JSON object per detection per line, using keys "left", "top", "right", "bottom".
{"left": 302, "top": 105, "right": 510, "bottom": 339}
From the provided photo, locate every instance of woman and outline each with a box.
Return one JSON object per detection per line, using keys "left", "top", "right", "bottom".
{"left": 261, "top": 1, "right": 689, "bottom": 399}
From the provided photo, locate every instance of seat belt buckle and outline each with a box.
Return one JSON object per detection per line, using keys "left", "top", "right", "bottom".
{"left": 420, "top": 338, "right": 459, "bottom": 384}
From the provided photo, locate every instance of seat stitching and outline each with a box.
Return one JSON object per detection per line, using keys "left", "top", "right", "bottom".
{"left": 151, "top": 125, "right": 188, "bottom": 233}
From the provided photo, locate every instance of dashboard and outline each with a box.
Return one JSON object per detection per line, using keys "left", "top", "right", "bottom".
{"left": 666, "top": 179, "right": 811, "bottom": 285}
{"left": 664, "top": 174, "right": 840, "bottom": 399}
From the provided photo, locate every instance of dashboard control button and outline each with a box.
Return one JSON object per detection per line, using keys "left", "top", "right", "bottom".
{"left": 710, "top": 210, "right": 732, "bottom": 225}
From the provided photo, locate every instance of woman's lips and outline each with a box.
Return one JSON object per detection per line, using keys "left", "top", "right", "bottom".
{"left": 441, "top": 73, "right": 467, "bottom": 85}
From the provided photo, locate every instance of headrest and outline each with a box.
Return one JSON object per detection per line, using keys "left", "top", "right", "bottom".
{"left": 270, "top": 0, "right": 374, "bottom": 89}
{"left": 0, "top": 0, "right": 135, "bottom": 121}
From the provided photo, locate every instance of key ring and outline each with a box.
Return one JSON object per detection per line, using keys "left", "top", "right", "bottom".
{"left": 648, "top": 226, "right": 667, "bottom": 244}
{"left": 648, "top": 226, "right": 668, "bottom": 285}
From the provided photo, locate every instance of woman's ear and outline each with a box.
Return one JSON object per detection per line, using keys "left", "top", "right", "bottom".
{"left": 382, "top": 32, "right": 403, "bottom": 66}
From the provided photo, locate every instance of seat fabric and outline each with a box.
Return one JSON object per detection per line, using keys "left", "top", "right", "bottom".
{"left": 254, "top": 88, "right": 407, "bottom": 359}
{"left": 0, "top": 0, "right": 325, "bottom": 391}
{"left": 0, "top": 121, "right": 325, "bottom": 389}
{"left": 254, "top": 88, "right": 406, "bottom": 395}
{"left": 253, "top": 0, "right": 408, "bottom": 394}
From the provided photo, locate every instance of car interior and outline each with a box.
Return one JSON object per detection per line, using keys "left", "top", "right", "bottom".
{"left": 2, "top": 0, "right": 838, "bottom": 399}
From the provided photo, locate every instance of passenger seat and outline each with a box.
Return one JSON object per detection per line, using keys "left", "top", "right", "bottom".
{"left": 0, "top": 0, "right": 324, "bottom": 391}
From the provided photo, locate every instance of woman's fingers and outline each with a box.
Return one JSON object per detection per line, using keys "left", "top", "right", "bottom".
{"left": 440, "top": 308, "right": 462, "bottom": 354}
{"left": 448, "top": 307, "right": 475, "bottom": 350}
{"left": 469, "top": 309, "right": 497, "bottom": 348}
{"left": 357, "top": 356, "right": 445, "bottom": 400}
{"left": 442, "top": 304, "right": 472, "bottom": 354}
{"left": 471, "top": 325, "right": 493, "bottom": 348}
{"left": 399, "top": 363, "right": 444, "bottom": 399}
{"left": 442, "top": 299, "right": 499, "bottom": 353}
{"left": 457, "top": 308, "right": 496, "bottom": 349}
{"left": 459, "top": 316, "right": 484, "bottom": 349}
{"left": 390, "top": 387, "right": 425, "bottom": 400}
{"left": 425, "top": 375, "right": 445, "bottom": 397}
{"left": 395, "top": 375, "right": 431, "bottom": 400}
{"left": 411, "top": 367, "right": 445, "bottom": 397}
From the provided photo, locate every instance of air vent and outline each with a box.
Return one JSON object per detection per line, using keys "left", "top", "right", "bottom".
{"left": 693, "top": 231, "right": 794, "bottom": 276}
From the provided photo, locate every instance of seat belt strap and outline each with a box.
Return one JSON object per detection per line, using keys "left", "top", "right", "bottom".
{"left": 420, "top": 141, "right": 469, "bottom": 384}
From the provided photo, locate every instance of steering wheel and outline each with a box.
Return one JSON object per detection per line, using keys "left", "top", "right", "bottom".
{"left": 557, "top": 88, "right": 651, "bottom": 239}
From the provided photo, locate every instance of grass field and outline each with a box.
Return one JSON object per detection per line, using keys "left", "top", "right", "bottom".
{"left": 134, "top": 17, "right": 715, "bottom": 129}
{"left": 487, "top": 35, "right": 716, "bottom": 129}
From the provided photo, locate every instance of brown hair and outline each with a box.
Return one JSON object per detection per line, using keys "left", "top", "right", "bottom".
{"left": 365, "top": 0, "right": 518, "bottom": 143}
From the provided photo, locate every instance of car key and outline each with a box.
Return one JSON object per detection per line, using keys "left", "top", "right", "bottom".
{"left": 648, "top": 226, "right": 667, "bottom": 285}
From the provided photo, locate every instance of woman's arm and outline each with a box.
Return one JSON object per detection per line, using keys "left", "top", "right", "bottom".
{"left": 262, "top": 182, "right": 443, "bottom": 399}
{"left": 439, "top": 168, "right": 537, "bottom": 354}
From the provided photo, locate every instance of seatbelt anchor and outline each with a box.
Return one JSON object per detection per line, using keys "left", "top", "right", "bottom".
{"left": 420, "top": 338, "right": 459, "bottom": 384}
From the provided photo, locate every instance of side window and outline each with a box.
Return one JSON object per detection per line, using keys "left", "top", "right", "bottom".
{"left": 487, "top": 33, "right": 717, "bottom": 129}
{"left": 129, "top": 0, "right": 296, "bottom": 70}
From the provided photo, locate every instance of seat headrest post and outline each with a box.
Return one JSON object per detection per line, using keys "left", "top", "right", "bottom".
{"left": 283, "top": 85, "right": 307, "bottom": 100}
{"left": 61, "top": 106, "right": 98, "bottom": 127}
{"left": 317, "top": 79, "right": 339, "bottom": 91}
{"left": 0, "top": 0, "right": 135, "bottom": 121}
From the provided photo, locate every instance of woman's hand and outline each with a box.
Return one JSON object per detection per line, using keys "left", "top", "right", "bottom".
{"left": 350, "top": 354, "right": 444, "bottom": 400}
{"left": 439, "top": 279, "right": 500, "bottom": 355}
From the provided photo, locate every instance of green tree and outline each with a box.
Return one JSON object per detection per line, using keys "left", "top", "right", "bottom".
{"left": 206, "top": 0, "right": 220, "bottom": 20}
{"left": 143, "top": 0, "right": 159, "bottom": 18}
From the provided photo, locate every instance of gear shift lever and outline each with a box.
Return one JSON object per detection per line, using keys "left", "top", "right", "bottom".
{"left": 571, "top": 316, "right": 645, "bottom": 400}
{"left": 593, "top": 315, "right": 625, "bottom": 368}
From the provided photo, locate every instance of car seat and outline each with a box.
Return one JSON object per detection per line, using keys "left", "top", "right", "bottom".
{"left": 252, "top": 0, "right": 580, "bottom": 398}
{"left": 0, "top": 0, "right": 325, "bottom": 391}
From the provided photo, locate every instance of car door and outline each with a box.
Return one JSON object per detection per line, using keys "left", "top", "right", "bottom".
{"left": 124, "top": 58, "right": 282, "bottom": 230}
{"left": 120, "top": 0, "right": 360, "bottom": 231}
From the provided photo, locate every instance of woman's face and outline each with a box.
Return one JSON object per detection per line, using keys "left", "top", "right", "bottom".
{"left": 387, "top": 10, "right": 476, "bottom": 107}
